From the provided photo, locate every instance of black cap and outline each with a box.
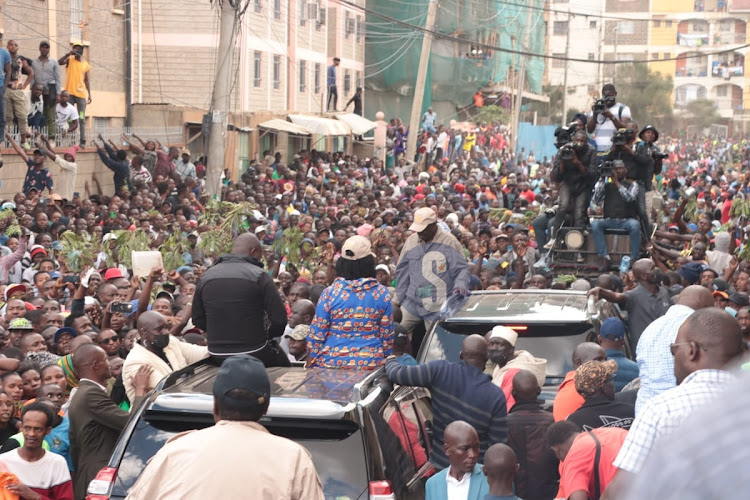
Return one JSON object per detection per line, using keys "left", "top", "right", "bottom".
{"left": 213, "top": 355, "right": 270, "bottom": 410}
{"left": 729, "top": 292, "right": 750, "bottom": 307}
{"left": 639, "top": 124, "right": 659, "bottom": 142}
{"left": 39, "top": 41, "right": 50, "bottom": 48}
{"left": 712, "top": 278, "right": 729, "bottom": 292}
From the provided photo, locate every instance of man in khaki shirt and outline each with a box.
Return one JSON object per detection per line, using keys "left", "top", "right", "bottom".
{"left": 126, "top": 355, "right": 324, "bottom": 500}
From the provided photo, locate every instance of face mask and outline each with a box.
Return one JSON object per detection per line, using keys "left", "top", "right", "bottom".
{"left": 152, "top": 334, "right": 170, "bottom": 350}
{"left": 488, "top": 351, "right": 508, "bottom": 366}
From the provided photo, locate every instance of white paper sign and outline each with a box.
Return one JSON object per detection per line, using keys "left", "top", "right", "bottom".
{"left": 132, "top": 251, "right": 164, "bottom": 278}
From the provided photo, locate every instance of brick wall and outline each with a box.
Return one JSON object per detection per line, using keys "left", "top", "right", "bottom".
{"left": 605, "top": 20, "right": 650, "bottom": 46}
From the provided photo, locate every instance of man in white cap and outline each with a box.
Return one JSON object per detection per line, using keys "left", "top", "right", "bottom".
{"left": 395, "top": 207, "right": 470, "bottom": 336}
{"left": 488, "top": 325, "right": 547, "bottom": 409}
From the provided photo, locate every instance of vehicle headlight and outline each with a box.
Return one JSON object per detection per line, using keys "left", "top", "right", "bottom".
{"left": 564, "top": 229, "right": 585, "bottom": 250}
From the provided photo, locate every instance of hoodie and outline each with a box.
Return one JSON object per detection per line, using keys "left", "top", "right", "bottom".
{"left": 492, "top": 350, "right": 548, "bottom": 409}
{"left": 707, "top": 232, "right": 732, "bottom": 276}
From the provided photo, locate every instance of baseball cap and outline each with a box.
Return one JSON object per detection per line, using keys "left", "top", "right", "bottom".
{"left": 254, "top": 226, "right": 267, "bottom": 235}
{"left": 0, "top": 202, "right": 16, "bottom": 211}
{"left": 713, "top": 290, "right": 729, "bottom": 300}
{"left": 53, "top": 327, "right": 78, "bottom": 343}
{"left": 39, "top": 41, "right": 50, "bottom": 48}
{"left": 599, "top": 317, "right": 625, "bottom": 340}
{"left": 104, "top": 268, "right": 124, "bottom": 281}
{"left": 489, "top": 325, "right": 518, "bottom": 347}
{"left": 285, "top": 324, "right": 310, "bottom": 341}
{"left": 678, "top": 261, "right": 705, "bottom": 285}
{"left": 341, "top": 235, "right": 372, "bottom": 261}
{"left": 8, "top": 318, "right": 34, "bottom": 331}
{"left": 712, "top": 278, "right": 729, "bottom": 292}
{"left": 30, "top": 247, "right": 48, "bottom": 260}
{"left": 409, "top": 207, "right": 437, "bottom": 232}
{"left": 212, "top": 355, "right": 270, "bottom": 410}
{"left": 375, "top": 264, "right": 390, "bottom": 276}
{"left": 575, "top": 360, "right": 618, "bottom": 397}
{"left": 4, "top": 283, "right": 28, "bottom": 300}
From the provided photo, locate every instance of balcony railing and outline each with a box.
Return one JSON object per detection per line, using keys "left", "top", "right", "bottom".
{"left": 715, "top": 32, "right": 747, "bottom": 44}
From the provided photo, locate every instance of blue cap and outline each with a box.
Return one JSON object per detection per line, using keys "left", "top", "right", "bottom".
{"left": 54, "top": 327, "right": 78, "bottom": 344}
{"left": 678, "top": 261, "right": 705, "bottom": 285}
{"left": 212, "top": 355, "right": 270, "bottom": 410}
{"left": 600, "top": 317, "right": 625, "bottom": 340}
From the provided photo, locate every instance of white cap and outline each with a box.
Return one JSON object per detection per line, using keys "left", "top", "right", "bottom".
{"left": 489, "top": 325, "right": 518, "bottom": 347}
{"left": 375, "top": 264, "right": 390, "bottom": 276}
{"left": 409, "top": 207, "right": 437, "bottom": 232}
{"left": 254, "top": 226, "right": 267, "bottom": 235}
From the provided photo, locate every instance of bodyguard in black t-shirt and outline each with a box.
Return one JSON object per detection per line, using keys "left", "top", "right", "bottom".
{"left": 567, "top": 360, "right": 635, "bottom": 431}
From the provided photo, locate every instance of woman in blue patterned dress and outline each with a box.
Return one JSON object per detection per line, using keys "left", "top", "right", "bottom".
{"left": 307, "top": 235, "right": 394, "bottom": 370}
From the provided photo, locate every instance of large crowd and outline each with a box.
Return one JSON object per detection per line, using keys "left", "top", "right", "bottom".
{"left": 0, "top": 39, "right": 750, "bottom": 498}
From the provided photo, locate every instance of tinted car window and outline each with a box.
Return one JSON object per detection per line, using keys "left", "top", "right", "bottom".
{"left": 112, "top": 416, "right": 368, "bottom": 499}
{"left": 421, "top": 322, "right": 594, "bottom": 380}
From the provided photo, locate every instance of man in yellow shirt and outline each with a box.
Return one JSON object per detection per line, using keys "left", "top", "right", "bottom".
{"left": 58, "top": 44, "right": 90, "bottom": 148}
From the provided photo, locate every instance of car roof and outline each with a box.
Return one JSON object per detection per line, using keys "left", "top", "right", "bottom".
{"left": 445, "top": 289, "right": 590, "bottom": 323}
{"left": 147, "top": 363, "right": 382, "bottom": 420}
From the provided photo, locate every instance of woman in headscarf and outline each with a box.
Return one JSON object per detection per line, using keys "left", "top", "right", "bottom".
{"left": 308, "top": 236, "right": 394, "bottom": 370}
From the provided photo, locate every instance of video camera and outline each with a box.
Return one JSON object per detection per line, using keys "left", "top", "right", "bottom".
{"left": 649, "top": 145, "right": 669, "bottom": 160}
{"left": 600, "top": 160, "right": 613, "bottom": 179}
{"left": 611, "top": 128, "right": 630, "bottom": 147}
{"left": 559, "top": 143, "right": 575, "bottom": 160}
{"left": 592, "top": 96, "right": 616, "bottom": 114}
{"left": 554, "top": 122, "right": 579, "bottom": 150}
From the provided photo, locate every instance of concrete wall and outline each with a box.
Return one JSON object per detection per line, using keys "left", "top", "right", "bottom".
{"left": 0, "top": 151, "right": 118, "bottom": 200}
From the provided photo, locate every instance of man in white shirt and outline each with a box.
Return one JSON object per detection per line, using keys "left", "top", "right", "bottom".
{"left": 40, "top": 135, "right": 77, "bottom": 200}
{"left": 0, "top": 401, "right": 73, "bottom": 499}
{"left": 425, "top": 421, "right": 490, "bottom": 500}
{"left": 586, "top": 83, "right": 631, "bottom": 153}
{"left": 55, "top": 90, "right": 78, "bottom": 137}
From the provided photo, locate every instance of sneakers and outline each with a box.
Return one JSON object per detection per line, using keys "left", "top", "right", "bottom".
{"left": 598, "top": 255, "right": 611, "bottom": 272}
{"left": 543, "top": 238, "right": 555, "bottom": 250}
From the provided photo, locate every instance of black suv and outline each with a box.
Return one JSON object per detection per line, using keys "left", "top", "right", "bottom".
{"left": 86, "top": 361, "right": 435, "bottom": 500}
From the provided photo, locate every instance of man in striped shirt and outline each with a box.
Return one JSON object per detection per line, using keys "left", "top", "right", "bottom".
{"left": 385, "top": 334, "right": 508, "bottom": 470}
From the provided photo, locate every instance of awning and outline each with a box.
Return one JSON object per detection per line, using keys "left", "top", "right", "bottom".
{"left": 335, "top": 113, "right": 376, "bottom": 136}
{"left": 258, "top": 118, "right": 312, "bottom": 136}
{"left": 288, "top": 115, "right": 351, "bottom": 136}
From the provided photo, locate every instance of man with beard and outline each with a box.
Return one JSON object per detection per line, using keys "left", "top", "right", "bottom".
{"left": 488, "top": 326, "right": 547, "bottom": 410}
{"left": 588, "top": 258, "right": 671, "bottom": 351}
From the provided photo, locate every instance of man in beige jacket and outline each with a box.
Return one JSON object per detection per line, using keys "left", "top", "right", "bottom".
{"left": 126, "top": 355, "right": 324, "bottom": 499}
{"left": 122, "top": 311, "right": 208, "bottom": 402}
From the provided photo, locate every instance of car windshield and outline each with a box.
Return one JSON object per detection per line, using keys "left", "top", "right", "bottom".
{"left": 111, "top": 415, "right": 368, "bottom": 499}
{"left": 420, "top": 321, "right": 595, "bottom": 382}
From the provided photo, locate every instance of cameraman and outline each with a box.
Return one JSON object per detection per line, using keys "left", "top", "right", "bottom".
{"left": 591, "top": 160, "right": 641, "bottom": 271}
{"left": 604, "top": 122, "right": 653, "bottom": 237}
{"left": 548, "top": 129, "right": 597, "bottom": 245}
{"left": 586, "top": 83, "right": 631, "bottom": 153}
{"left": 636, "top": 124, "right": 665, "bottom": 222}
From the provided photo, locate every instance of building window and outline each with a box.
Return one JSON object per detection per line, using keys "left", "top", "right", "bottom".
{"left": 344, "top": 70, "right": 351, "bottom": 95}
{"left": 356, "top": 16, "right": 363, "bottom": 43}
{"left": 663, "top": 52, "right": 671, "bottom": 59}
{"left": 273, "top": 55, "right": 281, "bottom": 89}
{"left": 666, "top": 20, "right": 672, "bottom": 28}
{"left": 253, "top": 52, "right": 262, "bottom": 87}
{"left": 617, "top": 21, "right": 634, "bottom": 35}
{"left": 314, "top": 63, "right": 321, "bottom": 94}
{"left": 70, "top": 0, "right": 86, "bottom": 41}
{"left": 653, "top": 20, "right": 661, "bottom": 28}
{"left": 717, "top": 86, "right": 728, "bottom": 97}
{"left": 299, "top": 0, "right": 306, "bottom": 26}
{"left": 590, "top": 20, "right": 597, "bottom": 29}
{"left": 299, "top": 60, "right": 306, "bottom": 92}
{"left": 552, "top": 53, "right": 565, "bottom": 68}
{"left": 588, "top": 53, "right": 595, "bottom": 60}
{"left": 553, "top": 21, "right": 568, "bottom": 35}
{"left": 356, "top": 70, "right": 362, "bottom": 89}
{"left": 274, "top": 0, "right": 281, "bottom": 20}
{"left": 345, "top": 11, "right": 351, "bottom": 39}
{"left": 254, "top": 0, "right": 261, "bottom": 13}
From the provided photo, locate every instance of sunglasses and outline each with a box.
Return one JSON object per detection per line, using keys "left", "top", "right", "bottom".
{"left": 99, "top": 337, "right": 119, "bottom": 345}
{"left": 669, "top": 341, "right": 708, "bottom": 356}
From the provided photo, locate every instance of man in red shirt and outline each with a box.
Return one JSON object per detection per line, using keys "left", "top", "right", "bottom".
{"left": 547, "top": 420, "right": 627, "bottom": 500}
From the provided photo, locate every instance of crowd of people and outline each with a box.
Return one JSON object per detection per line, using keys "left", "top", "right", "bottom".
{"left": 0, "top": 76, "right": 748, "bottom": 499}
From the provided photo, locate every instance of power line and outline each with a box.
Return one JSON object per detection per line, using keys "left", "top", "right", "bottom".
{"left": 340, "top": 0, "right": 750, "bottom": 65}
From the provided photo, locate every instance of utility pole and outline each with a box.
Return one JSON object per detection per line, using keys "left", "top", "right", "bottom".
{"left": 405, "top": 0, "right": 438, "bottom": 165}
{"left": 206, "top": 0, "right": 240, "bottom": 199}
{"left": 511, "top": 3, "right": 534, "bottom": 155}
{"left": 561, "top": 11, "right": 571, "bottom": 126}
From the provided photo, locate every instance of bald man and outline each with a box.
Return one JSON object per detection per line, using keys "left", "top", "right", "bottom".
{"left": 589, "top": 258, "right": 671, "bottom": 350}
{"left": 68, "top": 344, "right": 153, "bottom": 500}
{"left": 385, "top": 335, "right": 508, "bottom": 470}
{"left": 425, "top": 421, "right": 490, "bottom": 500}
{"left": 553, "top": 342, "right": 607, "bottom": 421}
{"left": 607, "top": 308, "right": 743, "bottom": 496}
{"left": 635, "top": 284, "right": 715, "bottom": 414}
{"left": 507, "top": 370, "right": 559, "bottom": 500}
{"left": 193, "top": 233, "right": 289, "bottom": 366}
{"left": 483, "top": 444, "right": 522, "bottom": 500}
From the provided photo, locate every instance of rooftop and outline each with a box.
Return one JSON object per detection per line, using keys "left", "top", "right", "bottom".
{"left": 446, "top": 290, "right": 590, "bottom": 323}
